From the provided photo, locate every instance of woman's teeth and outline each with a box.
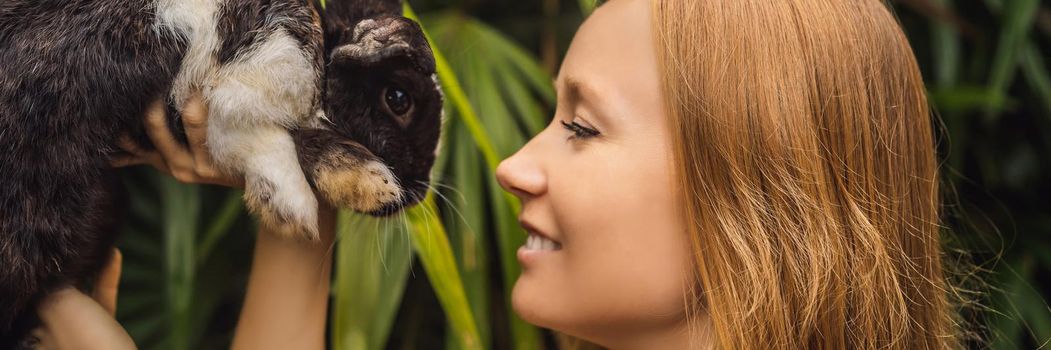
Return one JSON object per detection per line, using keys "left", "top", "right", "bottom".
{"left": 525, "top": 232, "right": 562, "bottom": 251}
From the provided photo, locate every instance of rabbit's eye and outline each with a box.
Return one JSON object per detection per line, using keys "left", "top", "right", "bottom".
{"left": 382, "top": 86, "right": 413, "bottom": 122}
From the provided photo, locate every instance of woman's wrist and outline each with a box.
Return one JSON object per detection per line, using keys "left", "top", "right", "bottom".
{"left": 230, "top": 200, "right": 336, "bottom": 350}
{"left": 258, "top": 200, "right": 337, "bottom": 244}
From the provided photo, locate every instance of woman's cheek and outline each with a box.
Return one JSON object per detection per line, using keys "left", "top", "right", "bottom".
{"left": 568, "top": 146, "right": 689, "bottom": 325}
{"left": 510, "top": 138, "right": 688, "bottom": 331}
{"left": 571, "top": 228, "right": 689, "bottom": 323}
{"left": 549, "top": 191, "right": 687, "bottom": 328}
{"left": 511, "top": 241, "right": 687, "bottom": 336}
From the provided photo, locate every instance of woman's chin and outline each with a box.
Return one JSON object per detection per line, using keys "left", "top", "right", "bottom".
{"left": 511, "top": 276, "right": 557, "bottom": 330}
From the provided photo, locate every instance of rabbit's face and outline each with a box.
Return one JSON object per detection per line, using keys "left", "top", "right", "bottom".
{"left": 297, "top": 16, "right": 442, "bottom": 216}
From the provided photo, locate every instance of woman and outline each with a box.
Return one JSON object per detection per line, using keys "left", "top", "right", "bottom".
{"left": 34, "top": 0, "right": 959, "bottom": 348}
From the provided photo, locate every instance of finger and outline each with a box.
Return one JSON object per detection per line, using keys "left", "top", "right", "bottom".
{"left": 92, "top": 249, "right": 122, "bottom": 316}
{"left": 181, "top": 93, "right": 211, "bottom": 163}
{"left": 113, "top": 134, "right": 168, "bottom": 169}
{"left": 116, "top": 134, "right": 149, "bottom": 157}
{"left": 143, "top": 98, "right": 193, "bottom": 169}
{"left": 181, "top": 94, "right": 224, "bottom": 183}
{"left": 110, "top": 155, "right": 149, "bottom": 168}
{"left": 142, "top": 154, "right": 172, "bottom": 175}
{"left": 110, "top": 150, "right": 171, "bottom": 174}
{"left": 223, "top": 175, "right": 246, "bottom": 188}
{"left": 204, "top": 175, "right": 245, "bottom": 188}
{"left": 180, "top": 93, "right": 246, "bottom": 188}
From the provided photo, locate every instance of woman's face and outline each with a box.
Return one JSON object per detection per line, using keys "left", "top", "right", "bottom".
{"left": 495, "top": 0, "right": 692, "bottom": 344}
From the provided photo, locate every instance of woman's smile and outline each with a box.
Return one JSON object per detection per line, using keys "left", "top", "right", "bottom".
{"left": 516, "top": 219, "right": 563, "bottom": 265}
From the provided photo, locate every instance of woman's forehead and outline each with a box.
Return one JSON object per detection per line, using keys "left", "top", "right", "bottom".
{"left": 555, "top": 0, "right": 661, "bottom": 120}
{"left": 560, "top": 0, "right": 652, "bottom": 72}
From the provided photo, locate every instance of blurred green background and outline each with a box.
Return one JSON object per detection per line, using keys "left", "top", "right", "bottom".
{"left": 111, "top": 0, "right": 1051, "bottom": 349}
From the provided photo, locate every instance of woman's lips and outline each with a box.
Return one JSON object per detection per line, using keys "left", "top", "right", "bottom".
{"left": 522, "top": 231, "right": 562, "bottom": 251}
{"left": 518, "top": 218, "right": 561, "bottom": 249}
{"left": 517, "top": 218, "right": 562, "bottom": 265}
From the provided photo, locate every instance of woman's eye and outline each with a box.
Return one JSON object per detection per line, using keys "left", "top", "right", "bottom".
{"left": 560, "top": 120, "right": 600, "bottom": 139}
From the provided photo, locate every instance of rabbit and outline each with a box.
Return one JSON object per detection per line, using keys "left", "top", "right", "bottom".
{"left": 0, "top": 0, "right": 442, "bottom": 347}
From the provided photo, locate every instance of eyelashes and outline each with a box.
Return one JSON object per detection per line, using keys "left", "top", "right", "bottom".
{"left": 560, "top": 119, "right": 600, "bottom": 140}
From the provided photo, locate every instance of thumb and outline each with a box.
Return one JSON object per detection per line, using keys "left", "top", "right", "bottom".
{"left": 92, "top": 248, "right": 122, "bottom": 316}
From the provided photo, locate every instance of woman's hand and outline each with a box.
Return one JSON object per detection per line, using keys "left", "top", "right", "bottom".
{"left": 108, "top": 92, "right": 334, "bottom": 349}
{"left": 111, "top": 93, "right": 244, "bottom": 188}
{"left": 31, "top": 249, "right": 136, "bottom": 350}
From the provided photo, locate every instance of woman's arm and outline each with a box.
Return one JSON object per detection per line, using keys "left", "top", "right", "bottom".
{"left": 230, "top": 204, "right": 336, "bottom": 350}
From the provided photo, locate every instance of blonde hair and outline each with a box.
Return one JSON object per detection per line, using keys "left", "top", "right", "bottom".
{"left": 647, "top": 0, "right": 960, "bottom": 349}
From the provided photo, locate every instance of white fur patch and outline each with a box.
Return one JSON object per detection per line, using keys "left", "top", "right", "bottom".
{"left": 154, "top": 0, "right": 320, "bottom": 127}
{"left": 208, "top": 31, "right": 320, "bottom": 128}
{"left": 154, "top": 0, "right": 325, "bottom": 239}
{"left": 231, "top": 125, "right": 320, "bottom": 239}
{"left": 154, "top": 0, "right": 223, "bottom": 108}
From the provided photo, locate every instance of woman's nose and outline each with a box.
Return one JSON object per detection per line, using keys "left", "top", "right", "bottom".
{"left": 496, "top": 139, "right": 547, "bottom": 199}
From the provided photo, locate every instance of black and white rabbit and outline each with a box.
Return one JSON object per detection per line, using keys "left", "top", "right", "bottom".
{"left": 0, "top": 0, "right": 442, "bottom": 346}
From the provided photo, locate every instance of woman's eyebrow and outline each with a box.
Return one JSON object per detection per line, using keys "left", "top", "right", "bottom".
{"left": 561, "top": 76, "right": 605, "bottom": 106}
{"left": 555, "top": 75, "right": 616, "bottom": 125}
{"left": 566, "top": 76, "right": 617, "bottom": 121}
